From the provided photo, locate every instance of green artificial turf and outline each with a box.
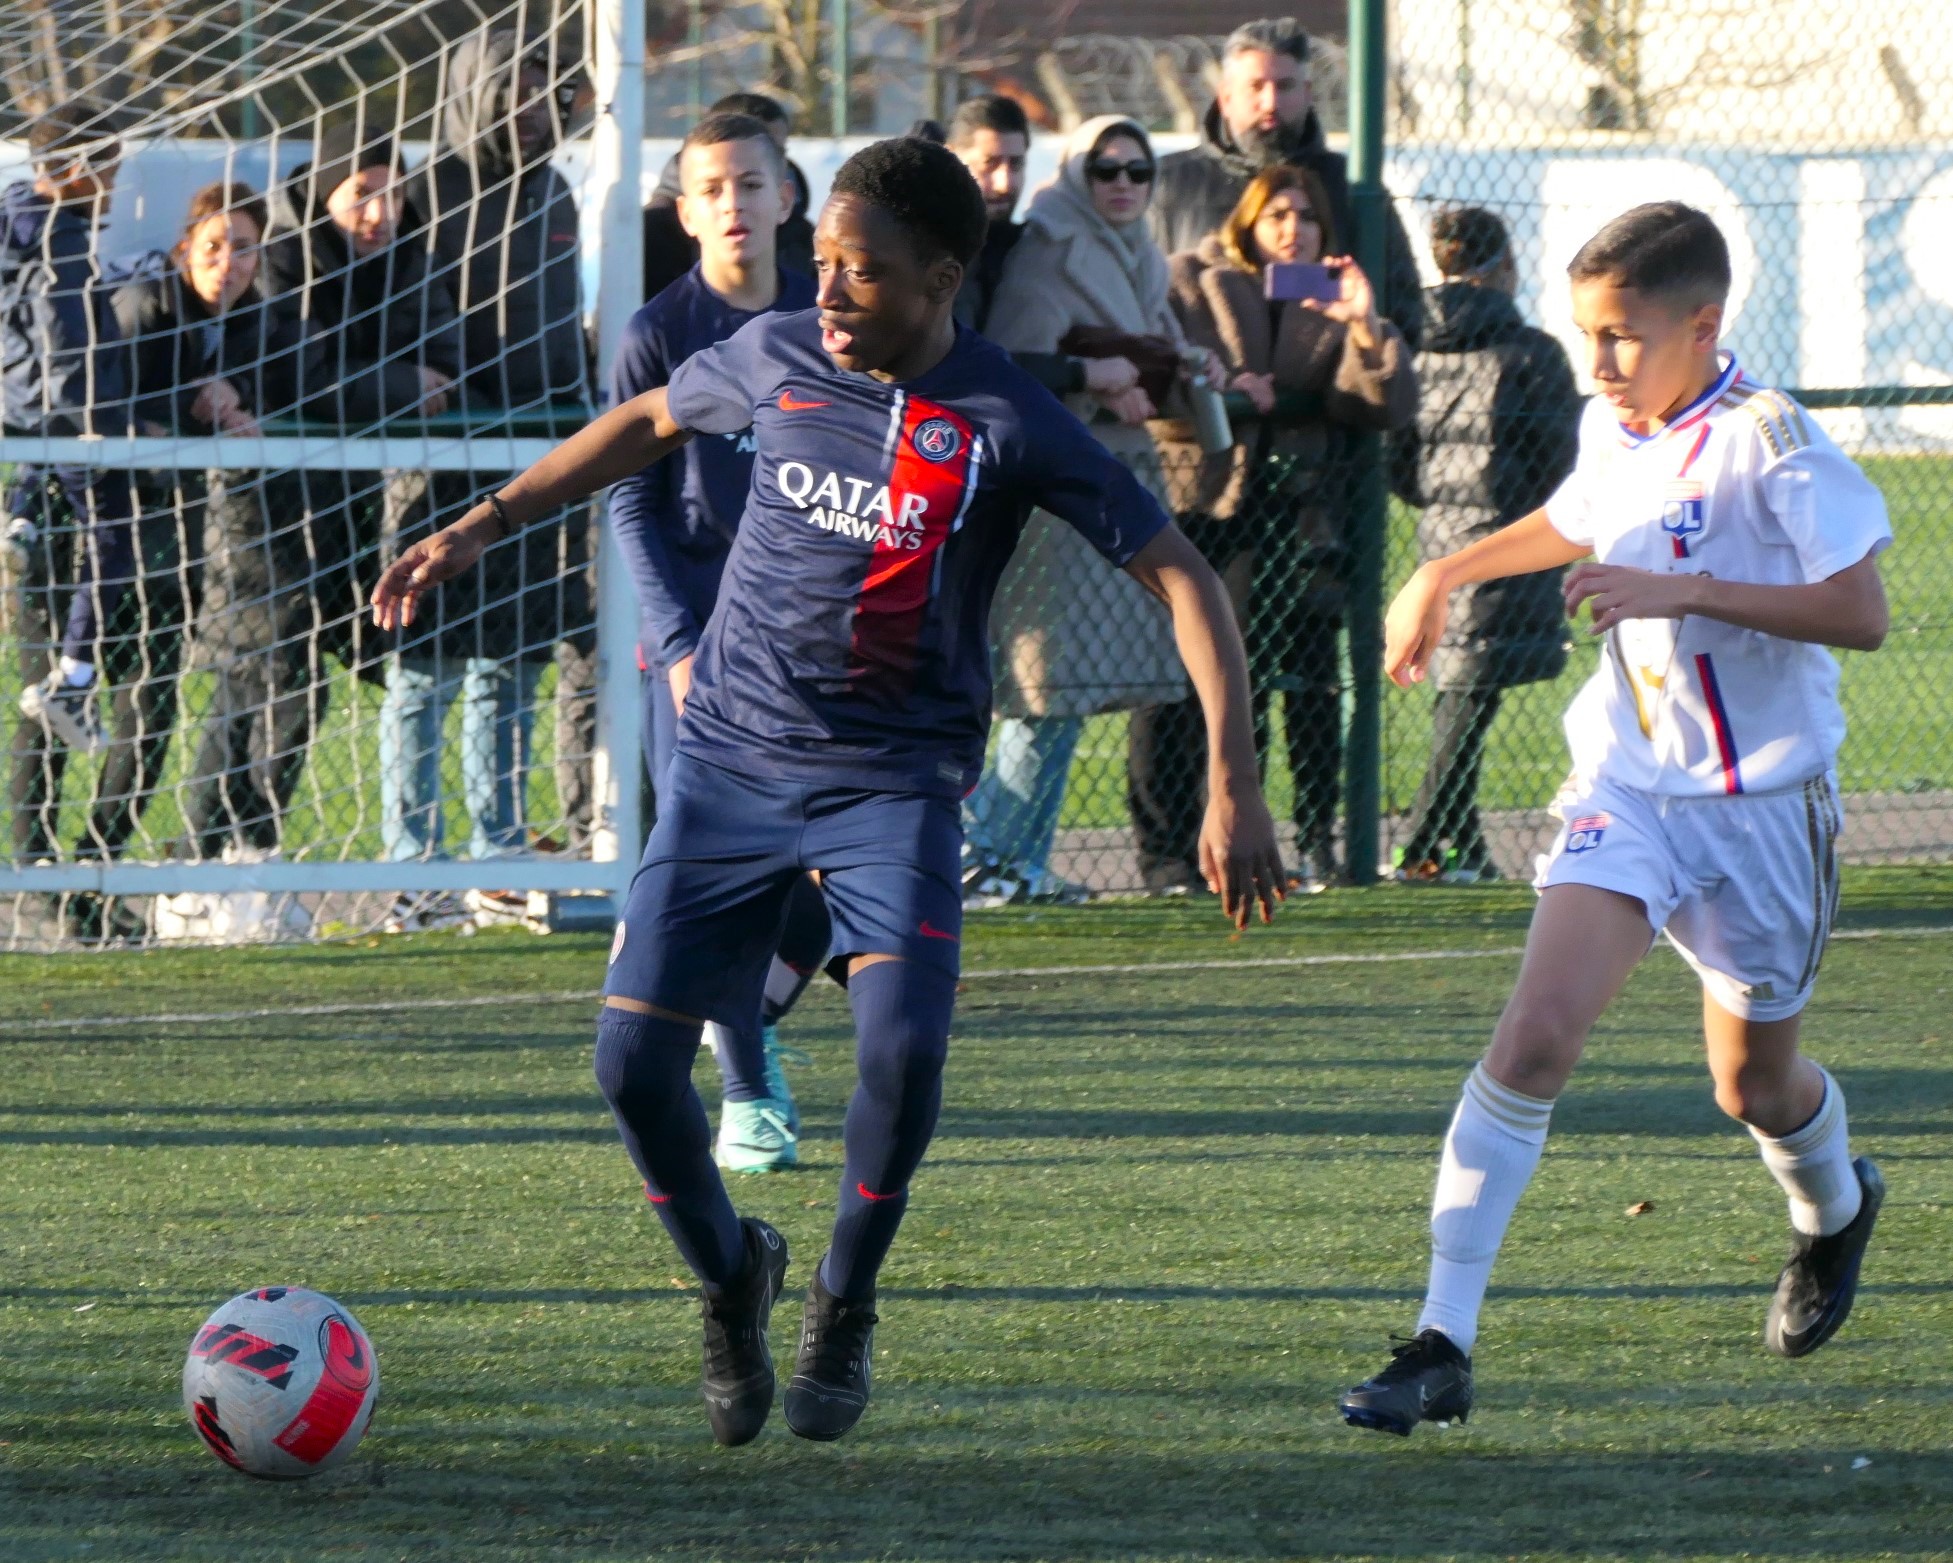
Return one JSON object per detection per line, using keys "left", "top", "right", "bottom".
{"left": 4, "top": 875, "right": 1951, "bottom": 1560}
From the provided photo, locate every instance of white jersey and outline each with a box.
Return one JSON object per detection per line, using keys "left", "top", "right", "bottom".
{"left": 1544, "top": 354, "right": 1891, "bottom": 797}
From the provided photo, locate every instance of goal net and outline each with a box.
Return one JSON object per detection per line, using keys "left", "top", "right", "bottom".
{"left": 0, "top": 0, "right": 644, "bottom": 948}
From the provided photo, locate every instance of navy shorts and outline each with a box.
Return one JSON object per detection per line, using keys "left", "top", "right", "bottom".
{"left": 604, "top": 752, "right": 964, "bottom": 1024}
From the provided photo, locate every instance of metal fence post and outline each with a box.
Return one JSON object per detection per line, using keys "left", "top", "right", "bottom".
{"left": 1343, "top": 0, "right": 1389, "bottom": 885}
{"left": 590, "top": 0, "right": 647, "bottom": 907}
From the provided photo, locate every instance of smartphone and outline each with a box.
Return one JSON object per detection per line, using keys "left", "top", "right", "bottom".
{"left": 1264, "top": 261, "right": 1343, "bottom": 303}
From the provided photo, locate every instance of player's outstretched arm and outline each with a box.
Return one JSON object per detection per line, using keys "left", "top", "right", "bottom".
{"left": 1385, "top": 508, "right": 1590, "bottom": 687}
{"left": 1125, "top": 525, "right": 1286, "bottom": 928}
{"left": 372, "top": 387, "right": 695, "bottom": 630}
{"left": 1564, "top": 551, "right": 1889, "bottom": 650}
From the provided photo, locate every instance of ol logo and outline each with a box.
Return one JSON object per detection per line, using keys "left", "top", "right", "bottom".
{"left": 1661, "top": 481, "right": 1706, "bottom": 557}
{"left": 912, "top": 417, "right": 961, "bottom": 463}
{"left": 1565, "top": 813, "right": 1610, "bottom": 853}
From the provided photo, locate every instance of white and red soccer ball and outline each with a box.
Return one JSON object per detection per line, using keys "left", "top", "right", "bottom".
{"left": 182, "top": 1287, "right": 379, "bottom": 1478}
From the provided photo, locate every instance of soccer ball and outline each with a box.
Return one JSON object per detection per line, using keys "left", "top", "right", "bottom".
{"left": 181, "top": 1287, "right": 379, "bottom": 1479}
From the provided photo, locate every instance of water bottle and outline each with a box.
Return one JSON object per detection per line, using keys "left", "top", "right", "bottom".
{"left": 3, "top": 516, "right": 37, "bottom": 575}
{"left": 1181, "top": 350, "right": 1234, "bottom": 455}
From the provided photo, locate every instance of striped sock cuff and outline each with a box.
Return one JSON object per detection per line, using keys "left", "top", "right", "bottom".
{"left": 1464, "top": 1062, "right": 1556, "bottom": 1140}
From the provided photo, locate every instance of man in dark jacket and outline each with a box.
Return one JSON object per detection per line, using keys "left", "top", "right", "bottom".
{"left": 1150, "top": 18, "right": 1421, "bottom": 348}
{"left": 260, "top": 123, "right": 466, "bottom": 927}
{"left": 382, "top": 30, "right": 598, "bottom": 919}
{"left": 643, "top": 91, "right": 816, "bottom": 302}
{"left": 3, "top": 101, "right": 136, "bottom": 782}
{"left": 3, "top": 101, "right": 140, "bottom": 906}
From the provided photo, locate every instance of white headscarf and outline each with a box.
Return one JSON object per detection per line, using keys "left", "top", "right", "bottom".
{"left": 1015, "top": 115, "right": 1174, "bottom": 339}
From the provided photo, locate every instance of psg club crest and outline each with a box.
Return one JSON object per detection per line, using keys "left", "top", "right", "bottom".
{"left": 912, "top": 417, "right": 962, "bottom": 463}
{"left": 1661, "top": 482, "right": 1706, "bottom": 558}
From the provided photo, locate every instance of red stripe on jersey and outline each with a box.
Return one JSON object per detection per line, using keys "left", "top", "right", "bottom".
{"left": 1694, "top": 652, "right": 1744, "bottom": 794}
{"left": 847, "top": 396, "right": 975, "bottom": 700}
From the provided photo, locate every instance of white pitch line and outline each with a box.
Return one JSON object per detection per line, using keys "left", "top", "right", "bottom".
{"left": 6, "top": 922, "right": 1949, "bottom": 1035}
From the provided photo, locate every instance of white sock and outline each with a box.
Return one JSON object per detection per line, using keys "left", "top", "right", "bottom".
{"left": 1416, "top": 1062, "right": 1555, "bottom": 1356}
{"left": 1751, "top": 1069, "right": 1861, "bottom": 1236}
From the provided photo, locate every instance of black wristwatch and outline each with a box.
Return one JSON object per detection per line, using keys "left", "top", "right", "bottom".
{"left": 486, "top": 493, "right": 515, "bottom": 540}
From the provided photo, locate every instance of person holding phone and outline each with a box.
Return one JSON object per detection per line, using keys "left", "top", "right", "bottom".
{"left": 1139, "top": 163, "right": 1416, "bottom": 894}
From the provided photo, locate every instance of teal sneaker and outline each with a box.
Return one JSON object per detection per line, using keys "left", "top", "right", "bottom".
{"left": 760, "top": 1024, "right": 810, "bottom": 1135}
{"left": 716, "top": 1097, "right": 799, "bottom": 1173}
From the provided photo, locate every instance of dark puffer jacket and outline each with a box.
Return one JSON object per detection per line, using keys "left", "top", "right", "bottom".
{"left": 1150, "top": 102, "right": 1423, "bottom": 350}
{"left": 111, "top": 254, "right": 344, "bottom": 664}
{"left": 0, "top": 180, "right": 129, "bottom": 436}
{"left": 401, "top": 28, "right": 588, "bottom": 410}
{"left": 1391, "top": 281, "right": 1582, "bottom": 690}
{"left": 259, "top": 163, "right": 463, "bottom": 423}
{"left": 260, "top": 161, "right": 462, "bottom": 677}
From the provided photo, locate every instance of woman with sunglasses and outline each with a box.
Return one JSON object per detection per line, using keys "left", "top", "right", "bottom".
{"left": 970, "top": 116, "right": 1212, "bottom": 905}
{"left": 1141, "top": 163, "right": 1416, "bottom": 894}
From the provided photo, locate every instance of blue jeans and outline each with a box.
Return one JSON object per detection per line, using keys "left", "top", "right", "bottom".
{"left": 380, "top": 654, "right": 544, "bottom": 862}
{"left": 963, "top": 714, "right": 1081, "bottom": 872}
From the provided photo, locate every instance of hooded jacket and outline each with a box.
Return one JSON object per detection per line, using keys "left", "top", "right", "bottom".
{"left": 642, "top": 149, "right": 816, "bottom": 304}
{"left": 1150, "top": 102, "right": 1423, "bottom": 350}
{"left": 259, "top": 160, "right": 462, "bottom": 424}
{"left": 1392, "top": 280, "right": 1581, "bottom": 688}
{"left": 401, "top": 29, "right": 589, "bottom": 410}
{"left": 0, "top": 180, "right": 129, "bottom": 435}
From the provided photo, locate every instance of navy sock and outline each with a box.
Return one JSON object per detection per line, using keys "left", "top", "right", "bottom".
{"left": 592, "top": 1007, "right": 745, "bottom": 1290}
{"left": 820, "top": 959, "right": 956, "bottom": 1301}
{"left": 708, "top": 1019, "right": 770, "bottom": 1104}
{"left": 762, "top": 874, "right": 832, "bottom": 1025}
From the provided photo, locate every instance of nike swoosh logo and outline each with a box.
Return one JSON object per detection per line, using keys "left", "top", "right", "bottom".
{"left": 779, "top": 390, "right": 830, "bottom": 411}
{"left": 918, "top": 919, "right": 958, "bottom": 941}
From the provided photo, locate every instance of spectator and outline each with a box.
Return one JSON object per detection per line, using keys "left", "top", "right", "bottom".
{"left": 393, "top": 29, "right": 598, "bottom": 923}
{"left": 1145, "top": 165, "right": 1415, "bottom": 893}
{"left": 260, "top": 122, "right": 463, "bottom": 930}
{"left": 974, "top": 115, "right": 1196, "bottom": 904}
{"left": 643, "top": 91, "right": 815, "bottom": 301}
{"left": 3, "top": 99, "right": 138, "bottom": 915}
{"left": 1151, "top": 18, "right": 1422, "bottom": 350}
{"left": 943, "top": 94, "right": 1144, "bottom": 405}
{"left": 1389, "top": 206, "right": 1579, "bottom": 882}
{"left": 118, "top": 182, "right": 320, "bottom": 920}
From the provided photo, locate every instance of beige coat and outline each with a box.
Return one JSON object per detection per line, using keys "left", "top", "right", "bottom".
{"left": 984, "top": 117, "right": 1190, "bottom": 720}
{"left": 1160, "top": 234, "right": 1416, "bottom": 530}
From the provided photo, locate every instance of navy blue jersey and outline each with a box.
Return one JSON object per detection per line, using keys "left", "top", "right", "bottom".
{"left": 609, "top": 264, "right": 817, "bottom": 669}
{"left": 664, "top": 309, "right": 1171, "bottom": 798}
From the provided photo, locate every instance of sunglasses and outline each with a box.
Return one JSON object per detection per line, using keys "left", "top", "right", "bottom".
{"left": 1087, "top": 159, "right": 1155, "bottom": 185}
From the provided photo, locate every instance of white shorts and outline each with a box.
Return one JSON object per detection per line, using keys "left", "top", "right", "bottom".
{"left": 1533, "top": 773, "right": 1841, "bottom": 1022}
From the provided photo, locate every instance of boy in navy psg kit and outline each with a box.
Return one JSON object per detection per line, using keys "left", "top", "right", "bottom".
{"left": 610, "top": 112, "right": 829, "bottom": 1176}
{"left": 375, "top": 137, "right": 1286, "bottom": 1446}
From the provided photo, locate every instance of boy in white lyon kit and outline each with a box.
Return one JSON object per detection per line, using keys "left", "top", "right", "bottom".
{"left": 1339, "top": 200, "right": 1893, "bottom": 1436}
